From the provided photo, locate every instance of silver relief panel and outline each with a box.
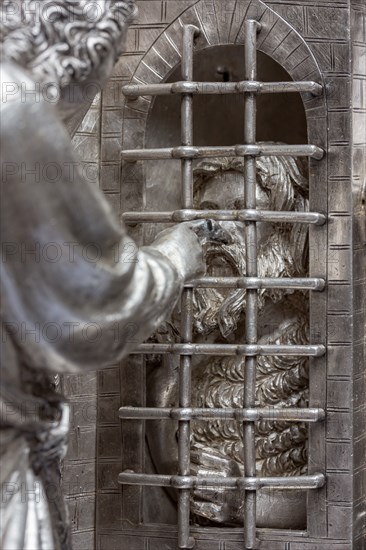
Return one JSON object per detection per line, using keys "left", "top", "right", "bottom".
{"left": 111, "top": 1, "right": 365, "bottom": 550}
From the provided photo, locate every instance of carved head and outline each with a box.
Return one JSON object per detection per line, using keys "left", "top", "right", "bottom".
{"left": 192, "top": 152, "right": 309, "bottom": 337}
{"left": 193, "top": 153, "right": 308, "bottom": 214}
{"left": 0, "top": 1, "right": 136, "bottom": 126}
{"left": 1, "top": 0, "right": 136, "bottom": 86}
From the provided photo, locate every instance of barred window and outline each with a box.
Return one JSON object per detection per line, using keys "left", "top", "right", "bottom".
{"left": 118, "top": 17, "right": 329, "bottom": 550}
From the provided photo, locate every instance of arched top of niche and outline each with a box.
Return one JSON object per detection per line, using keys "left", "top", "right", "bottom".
{"left": 126, "top": 0, "right": 327, "bottom": 128}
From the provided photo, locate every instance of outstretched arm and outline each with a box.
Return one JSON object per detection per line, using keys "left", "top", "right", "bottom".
{"left": 0, "top": 63, "right": 204, "bottom": 373}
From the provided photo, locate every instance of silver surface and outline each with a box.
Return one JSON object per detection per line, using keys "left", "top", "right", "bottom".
{"left": 119, "top": 407, "right": 325, "bottom": 422}
{"left": 121, "top": 144, "right": 324, "bottom": 161}
{"left": 0, "top": 3, "right": 216, "bottom": 550}
{"left": 119, "top": 472, "right": 325, "bottom": 491}
{"left": 177, "top": 24, "right": 200, "bottom": 550}
{"left": 118, "top": 17, "right": 328, "bottom": 549}
{"left": 113, "top": 2, "right": 365, "bottom": 549}
{"left": 134, "top": 343, "right": 325, "bottom": 356}
{"left": 242, "top": 20, "right": 260, "bottom": 547}
{"left": 185, "top": 277, "right": 326, "bottom": 290}
{"left": 123, "top": 209, "right": 326, "bottom": 225}
{"left": 122, "top": 80, "right": 322, "bottom": 98}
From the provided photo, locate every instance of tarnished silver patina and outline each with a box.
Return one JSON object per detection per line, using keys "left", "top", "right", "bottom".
{"left": 116, "top": 1, "right": 365, "bottom": 549}
{"left": 1, "top": 1, "right": 365, "bottom": 550}
{"left": 145, "top": 152, "right": 315, "bottom": 529}
{"left": 0, "top": 2, "right": 224, "bottom": 549}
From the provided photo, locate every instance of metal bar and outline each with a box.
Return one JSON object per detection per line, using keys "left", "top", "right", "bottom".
{"left": 121, "top": 143, "right": 324, "bottom": 161}
{"left": 243, "top": 19, "right": 260, "bottom": 549}
{"left": 118, "top": 472, "right": 326, "bottom": 491}
{"left": 122, "top": 209, "right": 326, "bottom": 225}
{"left": 119, "top": 406, "right": 326, "bottom": 422}
{"left": 185, "top": 276, "right": 326, "bottom": 291}
{"left": 122, "top": 80, "right": 322, "bottom": 98}
{"left": 178, "top": 292, "right": 193, "bottom": 549}
{"left": 119, "top": 17, "right": 328, "bottom": 546}
{"left": 177, "top": 24, "right": 199, "bottom": 550}
{"left": 132, "top": 343, "right": 326, "bottom": 356}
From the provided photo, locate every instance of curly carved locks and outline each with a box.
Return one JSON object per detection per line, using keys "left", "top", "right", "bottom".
{"left": 193, "top": 148, "right": 309, "bottom": 214}
{"left": 0, "top": 0, "right": 136, "bottom": 88}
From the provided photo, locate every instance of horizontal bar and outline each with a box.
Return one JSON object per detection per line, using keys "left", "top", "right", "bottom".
{"left": 132, "top": 343, "right": 326, "bottom": 357}
{"left": 186, "top": 276, "right": 326, "bottom": 291}
{"left": 119, "top": 406, "right": 325, "bottom": 422}
{"left": 122, "top": 209, "right": 326, "bottom": 225}
{"left": 122, "top": 80, "right": 323, "bottom": 98}
{"left": 121, "top": 143, "right": 324, "bottom": 161}
{"left": 118, "top": 471, "right": 326, "bottom": 491}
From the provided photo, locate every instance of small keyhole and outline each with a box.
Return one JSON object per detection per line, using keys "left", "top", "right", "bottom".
{"left": 216, "top": 65, "right": 231, "bottom": 82}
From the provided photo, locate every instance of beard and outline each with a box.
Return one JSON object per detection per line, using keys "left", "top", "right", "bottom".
{"left": 193, "top": 222, "right": 301, "bottom": 338}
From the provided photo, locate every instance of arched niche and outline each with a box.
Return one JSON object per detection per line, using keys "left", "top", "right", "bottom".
{"left": 120, "top": 0, "right": 329, "bottom": 531}
{"left": 144, "top": 45, "right": 309, "bottom": 218}
{"left": 121, "top": 0, "right": 327, "bottom": 237}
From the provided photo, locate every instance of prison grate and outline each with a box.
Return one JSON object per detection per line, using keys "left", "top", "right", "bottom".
{"left": 118, "top": 21, "right": 326, "bottom": 550}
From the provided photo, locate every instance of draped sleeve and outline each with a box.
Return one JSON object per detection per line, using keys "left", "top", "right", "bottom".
{"left": 0, "top": 63, "right": 184, "bottom": 374}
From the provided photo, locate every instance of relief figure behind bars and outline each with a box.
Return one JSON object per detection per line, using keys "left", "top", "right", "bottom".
{"left": 147, "top": 150, "right": 310, "bottom": 528}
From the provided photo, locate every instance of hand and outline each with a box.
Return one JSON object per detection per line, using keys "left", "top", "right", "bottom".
{"left": 188, "top": 219, "right": 232, "bottom": 247}
{"left": 190, "top": 444, "right": 244, "bottom": 525}
{"left": 150, "top": 220, "right": 231, "bottom": 282}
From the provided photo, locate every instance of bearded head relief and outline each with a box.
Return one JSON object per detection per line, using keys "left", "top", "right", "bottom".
{"left": 192, "top": 151, "right": 309, "bottom": 338}
{"left": 146, "top": 149, "right": 310, "bottom": 528}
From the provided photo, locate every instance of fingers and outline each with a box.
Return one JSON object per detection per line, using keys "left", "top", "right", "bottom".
{"left": 191, "top": 491, "right": 242, "bottom": 524}
{"left": 191, "top": 500, "right": 225, "bottom": 522}
{"left": 192, "top": 485, "right": 228, "bottom": 504}
{"left": 191, "top": 447, "right": 242, "bottom": 476}
{"left": 188, "top": 219, "right": 232, "bottom": 245}
{"left": 190, "top": 446, "right": 244, "bottom": 523}
{"left": 191, "top": 450, "right": 233, "bottom": 471}
{"left": 150, "top": 222, "right": 205, "bottom": 280}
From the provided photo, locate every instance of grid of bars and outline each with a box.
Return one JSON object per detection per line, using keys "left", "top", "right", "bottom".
{"left": 119, "top": 21, "right": 326, "bottom": 550}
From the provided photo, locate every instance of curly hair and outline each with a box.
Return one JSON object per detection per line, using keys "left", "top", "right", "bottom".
{"left": 0, "top": 0, "right": 136, "bottom": 87}
{"left": 193, "top": 146, "right": 309, "bottom": 213}
{"left": 193, "top": 147, "right": 310, "bottom": 275}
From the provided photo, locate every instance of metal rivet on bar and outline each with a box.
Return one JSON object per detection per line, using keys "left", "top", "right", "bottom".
{"left": 120, "top": 18, "right": 327, "bottom": 550}
{"left": 122, "top": 209, "right": 326, "bottom": 226}
{"left": 171, "top": 407, "right": 193, "bottom": 421}
{"left": 185, "top": 276, "right": 326, "bottom": 291}
{"left": 176, "top": 23, "right": 200, "bottom": 550}
{"left": 242, "top": 19, "right": 261, "bottom": 549}
{"left": 173, "top": 208, "right": 326, "bottom": 224}
{"left": 122, "top": 80, "right": 323, "bottom": 98}
{"left": 121, "top": 143, "right": 324, "bottom": 161}
{"left": 119, "top": 406, "right": 326, "bottom": 422}
{"left": 171, "top": 146, "right": 200, "bottom": 159}
{"left": 132, "top": 343, "right": 326, "bottom": 357}
{"left": 171, "top": 475, "right": 195, "bottom": 490}
{"left": 118, "top": 471, "right": 326, "bottom": 491}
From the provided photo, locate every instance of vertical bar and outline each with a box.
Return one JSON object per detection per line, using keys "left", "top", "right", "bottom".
{"left": 243, "top": 19, "right": 260, "bottom": 550}
{"left": 178, "top": 24, "right": 199, "bottom": 550}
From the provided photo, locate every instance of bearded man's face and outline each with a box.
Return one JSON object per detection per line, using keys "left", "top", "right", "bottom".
{"left": 193, "top": 170, "right": 292, "bottom": 337}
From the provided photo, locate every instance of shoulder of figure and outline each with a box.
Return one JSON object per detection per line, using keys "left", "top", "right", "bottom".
{"left": 0, "top": 62, "right": 69, "bottom": 160}
{"left": 1, "top": 61, "right": 59, "bottom": 124}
